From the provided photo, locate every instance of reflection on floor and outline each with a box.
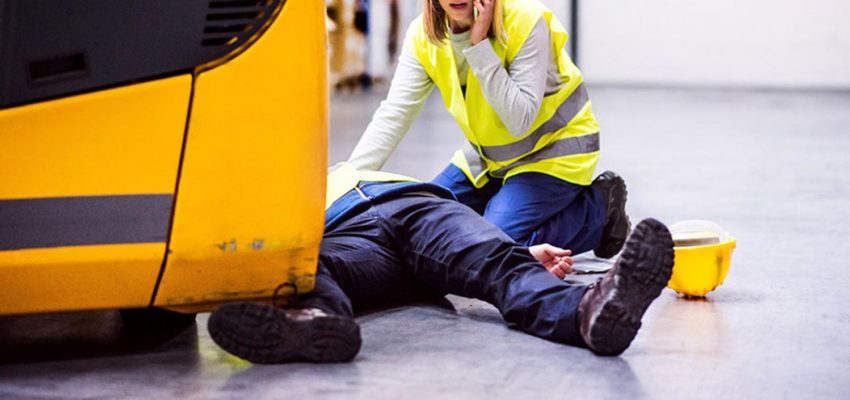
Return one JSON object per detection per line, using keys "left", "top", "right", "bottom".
{"left": 2, "top": 86, "right": 850, "bottom": 399}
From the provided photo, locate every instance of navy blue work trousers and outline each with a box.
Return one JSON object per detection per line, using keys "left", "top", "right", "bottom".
{"left": 295, "top": 195, "right": 589, "bottom": 346}
{"left": 432, "top": 164, "right": 606, "bottom": 253}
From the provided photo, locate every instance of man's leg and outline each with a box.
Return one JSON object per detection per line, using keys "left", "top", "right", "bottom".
{"left": 432, "top": 163, "right": 500, "bottom": 215}
{"left": 375, "top": 196, "right": 674, "bottom": 354}
{"left": 308, "top": 211, "right": 427, "bottom": 313}
{"left": 206, "top": 269, "right": 361, "bottom": 364}
{"left": 208, "top": 208, "right": 416, "bottom": 363}
{"left": 374, "top": 196, "right": 591, "bottom": 345}
{"left": 577, "top": 218, "right": 674, "bottom": 355}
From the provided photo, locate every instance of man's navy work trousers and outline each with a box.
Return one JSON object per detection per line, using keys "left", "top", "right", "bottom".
{"left": 294, "top": 193, "right": 592, "bottom": 346}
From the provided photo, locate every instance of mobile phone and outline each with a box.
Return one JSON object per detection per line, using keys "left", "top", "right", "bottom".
{"left": 474, "top": 3, "right": 479, "bottom": 19}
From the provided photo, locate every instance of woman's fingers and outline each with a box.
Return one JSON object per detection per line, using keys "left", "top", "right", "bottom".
{"left": 475, "top": 0, "right": 493, "bottom": 17}
{"left": 470, "top": 0, "right": 492, "bottom": 44}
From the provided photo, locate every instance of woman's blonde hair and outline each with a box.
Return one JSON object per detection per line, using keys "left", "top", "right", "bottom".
{"left": 423, "top": 0, "right": 507, "bottom": 46}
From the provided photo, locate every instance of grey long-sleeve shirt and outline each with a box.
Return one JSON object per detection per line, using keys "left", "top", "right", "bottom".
{"left": 347, "top": 18, "right": 565, "bottom": 171}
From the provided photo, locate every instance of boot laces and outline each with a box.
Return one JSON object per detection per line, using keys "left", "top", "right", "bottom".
{"left": 272, "top": 281, "right": 300, "bottom": 308}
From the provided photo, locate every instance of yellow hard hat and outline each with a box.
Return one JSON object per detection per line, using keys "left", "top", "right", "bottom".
{"left": 667, "top": 220, "right": 736, "bottom": 297}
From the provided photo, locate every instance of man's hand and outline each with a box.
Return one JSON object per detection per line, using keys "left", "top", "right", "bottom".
{"left": 529, "top": 244, "right": 574, "bottom": 279}
{"left": 470, "top": 0, "right": 494, "bottom": 45}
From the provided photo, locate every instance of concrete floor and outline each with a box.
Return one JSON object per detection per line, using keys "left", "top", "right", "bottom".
{"left": 2, "top": 86, "right": 850, "bottom": 399}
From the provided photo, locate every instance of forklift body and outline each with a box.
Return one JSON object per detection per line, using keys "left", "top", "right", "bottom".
{"left": 0, "top": 0, "right": 327, "bottom": 314}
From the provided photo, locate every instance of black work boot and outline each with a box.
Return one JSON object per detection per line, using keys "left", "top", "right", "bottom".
{"left": 577, "top": 218, "right": 674, "bottom": 356}
{"left": 208, "top": 302, "right": 361, "bottom": 364}
{"left": 592, "top": 171, "right": 631, "bottom": 259}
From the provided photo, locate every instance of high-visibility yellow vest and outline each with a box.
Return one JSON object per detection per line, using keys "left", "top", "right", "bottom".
{"left": 406, "top": 0, "right": 600, "bottom": 188}
{"left": 324, "top": 163, "right": 455, "bottom": 230}
{"left": 325, "top": 163, "right": 416, "bottom": 209}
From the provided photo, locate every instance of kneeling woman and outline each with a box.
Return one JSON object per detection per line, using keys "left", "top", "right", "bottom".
{"left": 347, "top": 0, "right": 628, "bottom": 257}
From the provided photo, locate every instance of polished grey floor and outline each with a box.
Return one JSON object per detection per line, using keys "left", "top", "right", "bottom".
{"left": 2, "top": 86, "right": 850, "bottom": 399}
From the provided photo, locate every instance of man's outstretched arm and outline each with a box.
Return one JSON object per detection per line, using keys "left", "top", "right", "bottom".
{"left": 529, "top": 244, "right": 573, "bottom": 279}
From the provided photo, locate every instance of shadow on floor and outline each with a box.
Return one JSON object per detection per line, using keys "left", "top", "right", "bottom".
{"left": 0, "top": 309, "right": 198, "bottom": 365}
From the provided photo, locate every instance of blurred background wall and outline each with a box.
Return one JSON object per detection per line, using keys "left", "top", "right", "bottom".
{"left": 580, "top": 0, "right": 850, "bottom": 89}
{"left": 331, "top": 0, "right": 849, "bottom": 90}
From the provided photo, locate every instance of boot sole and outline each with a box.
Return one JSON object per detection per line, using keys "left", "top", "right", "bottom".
{"left": 207, "top": 302, "right": 361, "bottom": 364}
{"left": 587, "top": 218, "right": 674, "bottom": 355}
{"left": 594, "top": 173, "right": 631, "bottom": 259}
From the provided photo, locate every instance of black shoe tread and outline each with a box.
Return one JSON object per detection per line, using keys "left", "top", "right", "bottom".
{"left": 587, "top": 218, "right": 674, "bottom": 355}
{"left": 208, "top": 302, "right": 361, "bottom": 364}
{"left": 594, "top": 171, "right": 631, "bottom": 259}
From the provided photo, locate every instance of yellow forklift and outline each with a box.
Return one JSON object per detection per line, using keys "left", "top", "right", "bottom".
{"left": 0, "top": 0, "right": 327, "bottom": 320}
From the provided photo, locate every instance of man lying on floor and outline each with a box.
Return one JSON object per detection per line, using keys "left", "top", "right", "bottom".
{"left": 207, "top": 163, "right": 674, "bottom": 362}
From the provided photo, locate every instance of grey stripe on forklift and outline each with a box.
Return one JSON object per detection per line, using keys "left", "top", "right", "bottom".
{"left": 0, "top": 194, "right": 173, "bottom": 251}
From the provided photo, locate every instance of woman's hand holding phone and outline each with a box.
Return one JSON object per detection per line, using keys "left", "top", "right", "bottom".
{"left": 470, "top": 0, "right": 494, "bottom": 45}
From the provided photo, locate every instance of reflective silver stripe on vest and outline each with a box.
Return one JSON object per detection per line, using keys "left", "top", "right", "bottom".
{"left": 490, "top": 132, "right": 600, "bottom": 178}
{"left": 464, "top": 141, "right": 488, "bottom": 178}
{"left": 479, "top": 83, "right": 590, "bottom": 162}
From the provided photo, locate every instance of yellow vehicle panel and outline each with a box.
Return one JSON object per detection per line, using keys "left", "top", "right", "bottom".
{"left": 0, "top": 76, "right": 190, "bottom": 199}
{"left": 0, "top": 0, "right": 326, "bottom": 315}
{"left": 0, "top": 244, "right": 165, "bottom": 314}
{"left": 153, "top": 0, "right": 328, "bottom": 308}
{"left": 0, "top": 77, "right": 191, "bottom": 314}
